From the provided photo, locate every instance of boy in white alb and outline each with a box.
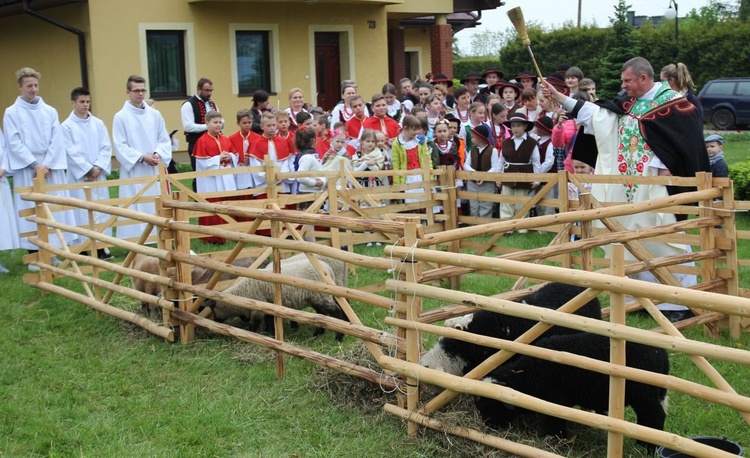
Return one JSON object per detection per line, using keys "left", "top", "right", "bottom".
{"left": 112, "top": 75, "right": 171, "bottom": 241}
{"left": 3, "top": 67, "right": 76, "bottom": 268}
{"left": 0, "top": 128, "right": 20, "bottom": 273}
{"left": 61, "top": 87, "right": 113, "bottom": 259}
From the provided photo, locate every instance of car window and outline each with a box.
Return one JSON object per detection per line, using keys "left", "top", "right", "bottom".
{"left": 705, "top": 82, "right": 736, "bottom": 95}
{"left": 736, "top": 82, "right": 750, "bottom": 96}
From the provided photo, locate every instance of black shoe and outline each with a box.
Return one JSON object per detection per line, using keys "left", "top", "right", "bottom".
{"left": 664, "top": 310, "right": 694, "bottom": 323}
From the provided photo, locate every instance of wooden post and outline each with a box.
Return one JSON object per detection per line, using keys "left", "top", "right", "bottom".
{"left": 83, "top": 186, "right": 102, "bottom": 317}
{"left": 558, "top": 170, "right": 571, "bottom": 269}
{"left": 608, "top": 243, "right": 626, "bottom": 457}
{"left": 269, "top": 203, "right": 285, "bottom": 378}
{"left": 422, "top": 161, "right": 434, "bottom": 226}
{"left": 173, "top": 191, "right": 194, "bottom": 344}
{"left": 395, "top": 216, "right": 422, "bottom": 436}
{"left": 440, "top": 166, "right": 461, "bottom": 290}
{"left": 32, "top": 169, "right": 52, "bottom": 283}
{"left": 697, "top": 172, "right": 719, "bottom": 338}
{"left": 331, "top": 159, "right": 343, "bottom": 250}
{"left": 721, "top": 179, "right": 741, "bottom": 339}
{"left": 579, "top": 192, "right": 593, "bottom": 272}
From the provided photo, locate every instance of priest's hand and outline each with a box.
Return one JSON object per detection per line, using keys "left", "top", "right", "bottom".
{"left": 90, "top": 166, "right": 101, "bottom": 180}
{"left": 142, "top": 153, "right": 160, "bottom": 166}
{"left": 542, "top": 81, "right": 565, "bottom": 105}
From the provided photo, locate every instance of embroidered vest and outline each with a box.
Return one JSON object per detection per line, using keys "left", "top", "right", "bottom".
{"left": 501, "top": 137, "right": 536, "bottom": 188}
{"left": 470, "top": 145, "right": 493, "bottom": 173}
{"left": 185, "top": 95, "right": 216, "bottom": 144}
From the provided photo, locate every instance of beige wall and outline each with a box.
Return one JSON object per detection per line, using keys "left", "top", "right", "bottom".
{"left": 87, "top": 0, "right": 389, "bottom": 138}
{"left": 403, "top": 27, "right": 433, "bottom": 79}
{"left": 0, "top": 0, "right": 391, "bottom": 142}
{"left": 0, "top": 3, "right": 90, "bottom": 122}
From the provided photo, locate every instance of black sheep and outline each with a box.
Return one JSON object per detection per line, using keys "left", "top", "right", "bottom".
{"left": 475, "top": 332, "right": 669, "bottom": 452}
{"left": 419, "top": 282, "right": 602, "bottom": 377}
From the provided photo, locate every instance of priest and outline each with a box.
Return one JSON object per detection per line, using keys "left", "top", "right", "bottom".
{"left": 112, "top": 75, "right": 171, "bottom": 241}
{"left": 543, "top": 57, "right": 709, "bottom": 321}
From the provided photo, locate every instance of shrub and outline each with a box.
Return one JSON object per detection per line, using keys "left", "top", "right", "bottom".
{"left": 729, "top": 161, "right": 750, "bottom": 201}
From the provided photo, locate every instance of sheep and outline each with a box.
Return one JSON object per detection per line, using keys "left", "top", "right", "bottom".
{"left": 475, "top": 332, "right": 669, "bottom": 453}
{"left": 130, "top": 253, "right": 265, "bottom": 317}
{"left": 207, "top": 253, "right": 349, "bottom": 341}
{"left": 419, "top": 282, "right": 602, "bottom": 379}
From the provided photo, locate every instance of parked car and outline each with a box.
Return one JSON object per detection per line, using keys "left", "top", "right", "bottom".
{"left": 697, "top": 77, "right": 750, "bottom": 130}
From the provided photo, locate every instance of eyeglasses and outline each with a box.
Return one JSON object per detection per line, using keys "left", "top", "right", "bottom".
{"left": 130, "top": 89, "right": 147, "bottom": 94}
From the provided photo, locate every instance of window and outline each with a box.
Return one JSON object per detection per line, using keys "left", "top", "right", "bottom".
{"left": 146, "top": 30, "right": 187, "bottom": 99}
{"left": 235, "top": 31, "right": 271, "bottom": 95}
{"left": 705, "top": 82, "right": 735, "bottom": 96}
{"left": 736, "top": 81, "right": 750, "bottom": 96}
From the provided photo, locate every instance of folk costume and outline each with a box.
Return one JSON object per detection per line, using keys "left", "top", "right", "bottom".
{"left": 464, "top": 125, "right": 500, "bottom": 219}
{"left": 391, "top": 133, "right": 431, "bottom": 204}
{"left": 113, "top": 101, "right": 172, "bottom": 241}
{"left": 565, "top": 80, "right": 709, "bottom": 311}
{"left": 498, "top": 117, "right": 542, "bottom": 221}
{"left": 4, "top": 96, "right": 77, "bottom": 250}
{"left": 362, "top": 115, "right": 400, "bottom": 141}
{"left": 345, "top": 114, "right": 368, "bottom": 155}
{"left": 0, "top": 130, "right": 20, "bottom": 252}
{"left": 61, "top": 110, "right": 113, "bottom": 242}
{"left": 181, "top": 94, "right": 217, "bottom": 154}
{"left": 193, "top": 131, "right": 239, "bottom": 244}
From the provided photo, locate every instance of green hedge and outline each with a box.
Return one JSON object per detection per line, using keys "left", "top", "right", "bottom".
{"left": 729, "top": 161, "right": 750, "bottom": 201}
{"left": 453, "top": 58, "right": 501, "bottom": 82}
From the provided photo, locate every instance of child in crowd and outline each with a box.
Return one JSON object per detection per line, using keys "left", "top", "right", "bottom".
{"left": 248, "top": 112, "right": 295, "bottom": 196}
{"left": 363, "top": 93, "right": 400, "bottom": 144}
{"left": 429, "top": 118, "right": 464, "bottom": 172}
{"left": 375, "top": 131, "right": 392, "bottom": 172}
{"left": 704, "top": 134, "right": 728, "bottom": 178}
{"left": 0, "top": 128, "right": 19, "bottom": 272}
{"left": 320, "top": 128, "right": 352, "bottom": 192}
{"left": 228, "top": 108, "right": 255, "bottom": 190}
{"left": 416, "top": 84, "right": 432, "bottom": 108}
{"left": 463, "top": 102, "right": 489, "bottom": 150}
{"left": 499, "top": 81, "right": 521, "bottom": 115}
{"left": 516, "top": 87, "right": 540, "bottom": 122}
{"left": 312, "top": 114, "right": 332, "bottom": 159}
{"left": 193, "top": 110, "right": 239, "bottom": 243}
{"left": 567, "top": 157, "right": 595, "bottom": 241}
{"left": 485, "top": 93, "right": 501, "bottom": 114}
{"left": 431, "top": 84, "right": 448, "bottom": 114}
{"left": 424, "top": 95, "right": 443, "bottom": 136}
{"left": 489, "top": 103, "right": 510, "bottom": 148}
{"left": 382, "top": 83, "right": 404, "bottom": 122}
{"left": 392, "top": 115, "right": 432, "bottom": 203}
{"left": 352, "top": 129, "right": 386, "bottom": 188}
{"left": 497, "top": 114, "right": 542, "bottom": 234}
{"left": 295, "top": 111, "right": 313, "bottom": 130}
{"left": 294, "top": 128, "right": 325, "bottom": 241}
{"left": 345, "top": 95, "right": 368, "bottom": 155}
{"left": 275, "top": 111, "right": 296, "bottom": 155}
{"left": 464, "top": 124, "right": 498, "bottom": 219}
{"left": 451, "top": 86, "right": 471, "bottom": 125}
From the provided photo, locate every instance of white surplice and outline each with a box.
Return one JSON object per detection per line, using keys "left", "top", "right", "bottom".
{"left": 112, "top": 101, "right": 171, "bottom": 240}
{"left": 0, "top": 130, "right": 20, "bottom": 251}
{"left": 3, "top": 96, "right": 76, "bottom": 250}
{"left": 62, "top": 110, "right": 113, "bottom": 241}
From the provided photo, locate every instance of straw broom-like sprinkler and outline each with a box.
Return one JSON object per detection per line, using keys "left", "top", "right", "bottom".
{"left": 507, "top": 7, "right": 545, "bottom": 83}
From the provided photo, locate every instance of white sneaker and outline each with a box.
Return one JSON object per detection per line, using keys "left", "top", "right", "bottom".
{"left": 28, "top": 264, "right": 40, "bottom": 272}
{"left": 366, "top": 242, "right": 373, "bottom": 247}
{"left": 375, "top": 242, "right": 382, "bottom": 246}
{"left": 517, "top": 229, "right": 528, "bottom": 234}
{"left": 0, "top": 262, "right": 9, "bottom": 274}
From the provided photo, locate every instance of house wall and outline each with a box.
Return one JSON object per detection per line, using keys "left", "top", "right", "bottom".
{"left": 403, "top": 27, "right": 433, "bottom": 79}
{"left": 0, "top": 3, "right": 90, "bottom": 121}
{"left": 0, "top": 0, "right": 391, "bottom": 141}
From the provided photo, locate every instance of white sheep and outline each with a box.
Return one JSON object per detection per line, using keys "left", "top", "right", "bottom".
{"left": 208, "top": 253, "right": 349, "bottom": 341}
{"left": 130, "top": 253, "right": 265, "bottom": 317}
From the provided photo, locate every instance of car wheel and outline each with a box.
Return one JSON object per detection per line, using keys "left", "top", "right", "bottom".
{"left": 712, "top": 109, "right": 735, "bottom": 130}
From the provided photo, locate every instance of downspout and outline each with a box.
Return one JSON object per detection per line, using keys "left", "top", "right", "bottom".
{"left": 452, "top": 10, "right": 482, "bottom": 35}
{"left": 22, "top": 0, "right": 88, "bottom": 88}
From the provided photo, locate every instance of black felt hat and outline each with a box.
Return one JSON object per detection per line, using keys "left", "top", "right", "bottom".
{"left": 503, "top": 113, "right": 535, "bottom": 132}
{"left": 460, "top": 71, "right": 486, "bottom": 85}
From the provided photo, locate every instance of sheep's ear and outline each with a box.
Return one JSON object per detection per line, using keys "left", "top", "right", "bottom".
{"left": 453, "top": 324, "right": 465, "bottom": 331}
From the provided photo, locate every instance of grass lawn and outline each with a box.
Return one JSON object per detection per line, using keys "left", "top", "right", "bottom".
{"left": 719, "top": 132, "right": 750, "bottom": 165}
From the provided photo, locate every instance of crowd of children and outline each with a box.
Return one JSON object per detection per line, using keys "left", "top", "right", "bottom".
{"left": 0, "top": 63, "right": 726, "bottom": 272}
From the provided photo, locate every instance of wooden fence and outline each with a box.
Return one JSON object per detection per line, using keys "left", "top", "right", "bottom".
{"left": 16, "top": 164, "right": 750, "bottom": 457}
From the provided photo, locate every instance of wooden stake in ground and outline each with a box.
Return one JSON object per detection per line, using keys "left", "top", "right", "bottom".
{"left": 507, "top": 7, "right": 545, "bottom": 83}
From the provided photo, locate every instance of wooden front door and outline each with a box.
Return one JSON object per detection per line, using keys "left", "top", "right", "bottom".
{"left": 314, "top": 32, "right": 341, "bottom": 112}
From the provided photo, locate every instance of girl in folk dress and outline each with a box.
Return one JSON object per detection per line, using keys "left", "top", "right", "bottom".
{"left": 392, "top": 115, "right": 432, "bottom": 204}
{"left": 382, "top": 83, "right": 404, "bottom": 122}
{"left": 294, "top": 129, "right": 325, "bottom": 241}
{"left": 489, "top": 103, "right": 510, "bottom": 148}
{"left": 352, "top": 129, "right": 386, "bottom": 188}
